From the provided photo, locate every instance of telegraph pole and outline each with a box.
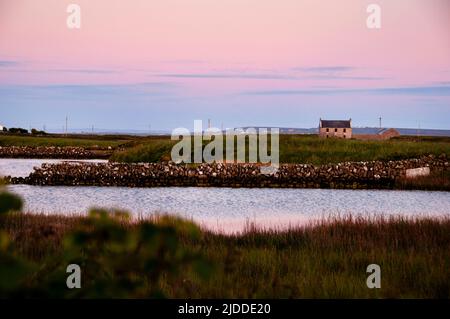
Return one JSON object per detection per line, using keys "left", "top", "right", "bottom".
{"left": 379, "top": 117, "right": 382, "bottom": 129}
{"left": 65, "top": 116, "right": 68, "bottom": 134}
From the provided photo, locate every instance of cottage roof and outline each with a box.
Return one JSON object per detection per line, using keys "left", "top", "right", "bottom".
{"left": 320, "top": 120, "right": 351, "bottom": 128}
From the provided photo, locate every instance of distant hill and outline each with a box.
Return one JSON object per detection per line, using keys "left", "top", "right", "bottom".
{"left": 44, "top": 126, "right": 450, "bottom": 137}
{"left": 243, "top": 127, "right": 450, "bottom": 137}
{"left": 353, "top": 127, "right": 450, "bottom": 137}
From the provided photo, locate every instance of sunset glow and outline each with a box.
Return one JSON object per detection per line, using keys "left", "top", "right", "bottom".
{"left": 1, "top": 0, "right": 449, "bottom": 130}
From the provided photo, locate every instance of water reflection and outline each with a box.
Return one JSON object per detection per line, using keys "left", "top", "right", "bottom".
{"left": 9, "top": 184, "right": 450, "bottom": 233}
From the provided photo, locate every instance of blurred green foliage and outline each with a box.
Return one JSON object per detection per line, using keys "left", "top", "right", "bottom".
{"left": 0, "top": 191, "right": 23, "bottom": 215}
{"left": 0, "top": 188, "right": 31, "bottom": 296}
{"left": 0, "top": 189, "right": 212, "bottom": 298}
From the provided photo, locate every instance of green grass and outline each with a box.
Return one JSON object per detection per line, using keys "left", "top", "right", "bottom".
{"left": 279, "top": 135, "right": 450, "bottom": 164}
{"left": 0, "top": 134, "right": 131, "bottom": 149}
{"left": 110, "top": 138, "right": 175, "bottom": 162}
{"left": 2, "top": 134, "right": 450, "bottom": 164}
{"left": 1, "top": 213, "right": 449, "bottom": 298}
{"left": 111, "top": 135, "right": 450, "bottom": 165}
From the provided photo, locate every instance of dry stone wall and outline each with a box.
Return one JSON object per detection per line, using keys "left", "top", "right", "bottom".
{"left": 6, "top": 154, "right": 449, "bottom": 189}
{"left": 0, "top": 146, "right": 110, "bottom": 159}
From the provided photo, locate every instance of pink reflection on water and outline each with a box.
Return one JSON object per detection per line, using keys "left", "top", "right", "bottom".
{"left": 195, "top": 215, "right": 319, "bottom": 234}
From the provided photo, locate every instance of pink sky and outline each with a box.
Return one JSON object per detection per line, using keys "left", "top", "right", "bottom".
{"left": 0, "top": 0, "right": 449, "bottom": 130}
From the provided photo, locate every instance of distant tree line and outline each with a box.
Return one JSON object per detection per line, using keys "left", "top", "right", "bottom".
{"left": 31, "top": 128, "right": 47, "bottom": 135}
{"left": 6, "top": 127, "right": 28, "bottom": 134}
{"left": 1, "top": 127, "right": 47, "bottom": 135}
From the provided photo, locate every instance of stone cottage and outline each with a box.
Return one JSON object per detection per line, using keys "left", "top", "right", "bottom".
{"left": 319, "top": 119, "right": 352, "bottom": 139}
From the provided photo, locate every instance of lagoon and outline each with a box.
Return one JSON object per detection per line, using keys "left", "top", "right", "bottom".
{"left": 2, "top": 158, "right": 449, "bottom": 233}
{"left": 8, "top": 184, "right": 450, "bottom": 233}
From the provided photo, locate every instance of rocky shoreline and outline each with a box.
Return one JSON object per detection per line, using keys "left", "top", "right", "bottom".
{"left": 0, "top": 146, "right": 112, "bottom": 159}
{"left": 5, "top": 154, "right": 449, "bottom": 189}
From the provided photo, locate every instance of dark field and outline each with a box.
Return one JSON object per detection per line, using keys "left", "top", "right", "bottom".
{"left": 1, "top": 211, "right": 449, "bottom": 298}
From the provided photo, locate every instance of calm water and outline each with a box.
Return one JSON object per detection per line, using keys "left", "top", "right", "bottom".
{"left": 8, "top": 185, "right": 450, "bottom": 233}
{"left": 2, "top": 158, "right": 449, "bottom": 233}
{"left": 0, "top": 158, "right": 107, "bottom": 178}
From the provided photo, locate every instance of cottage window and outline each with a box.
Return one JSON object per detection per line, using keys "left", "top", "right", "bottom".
{"left": 343, "top": 128, "right": 346, "bottom": 133}
{"left": 334, "top": 128, "right": 337, "bottom": 132}
{"left": 326, "top": 128, "right": 329, "bottom": 132}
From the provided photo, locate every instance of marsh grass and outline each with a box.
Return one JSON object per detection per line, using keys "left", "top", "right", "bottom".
{"left": 2, "top": 134, "right": 449, "bottom": 164}
{"left": 279, "top": 135, "right": 450, "bottom": 164}
{"left": 110, "top": 135, "right": 450, "bottom": 165}
{"left": 395, "top": 170, "right": 450, "bottom": 191}
{"left": 1, "top": 213, "right": 449, "bottom": 298}
{"left": 0, "top": 134, "right": 130, "bottom": 148}
{"left": 110, "top": 139, "right": 176, "bottom": 162}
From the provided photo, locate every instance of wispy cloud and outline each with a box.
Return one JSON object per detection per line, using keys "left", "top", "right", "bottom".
{"left": 49, "top": 68, "right": 120, "bottom": 74}
{"left": 307, "top": 75, "right": 384, "bottom": 81}
{"left": 292, "top": 65, "right": 383, "bottom": 81}
{"left": 0, "top": 60, "right": 19, "bottom": 67}
{"left": 161, "top": 59, "right": 206, "bottom": 65}
{"left": 159, "top": 73, "right": 296, "bottom": 80}
{"left": 0, "top": 82, "right": 177, "bottom": 100}
{"left": 159, "top": 67, "right": 374, "bottom": 80}
{"left": 371, "top": 86, "right": 450, "bottom": 96}
{"left": 242, "top": 85, "right": 450, "bottom": 96}
{"left": 294, "top": 66, "right": 355, "bottom": 73}
{"left": 435, "top": 81, "right": 450, "bottom": 86}
{"left": 0, "top": 65, "right": 120, "bottom": 74}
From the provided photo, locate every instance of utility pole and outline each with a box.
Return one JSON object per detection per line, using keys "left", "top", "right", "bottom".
{"left": 379, "top": 116, "right": 382, "bottom": 129}
{"left": 208, "top": 119, "right": 211, "bottom": 129}
{"left": 65, "top": 116, "right": 68, "bottom": 134}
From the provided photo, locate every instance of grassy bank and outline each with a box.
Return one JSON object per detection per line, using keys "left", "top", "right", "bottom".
{"left": 1, "top": 212, "right": 449, "bottom": 298}
{"left": 395, "top": 170, "right": 450, "bottom": 191}
{"left": 110, "top": 135, "right": 450, "bottom": 165}
{"left": 0, "top": 134, "right": 132, "bottom": 149}
{"left": 109, "top": 138, "right": 175, "bottom": 162}
{"left": 280, "top": 135, "right": 450, "bottom": 164}
{"left": 2, "top": 134, "right": 450, "bottom": 165}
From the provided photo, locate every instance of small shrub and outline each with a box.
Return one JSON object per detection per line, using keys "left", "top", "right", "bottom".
{"left": 0, "top": 200, "right": 213, "bottom": 298}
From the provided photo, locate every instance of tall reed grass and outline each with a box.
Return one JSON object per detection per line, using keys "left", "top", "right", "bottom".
{"left": 1, "top": 213, "right": 449, "bottom": 298}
